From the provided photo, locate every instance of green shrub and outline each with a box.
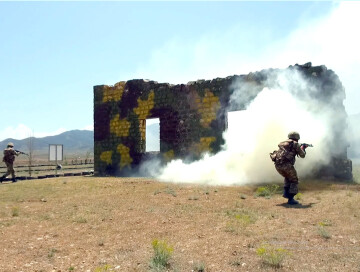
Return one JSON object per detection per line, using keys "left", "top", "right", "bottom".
{"left": 240, "top": 194, "right": 247, "bottom": 199}
{"left": 346, "top": 190, "right": 353, "bottom": 197}
{"left": 11, "top": 206, "right": 19, "bottom": 217}
{"left": 154, "top": 188, "right": 177, "bottom": 197}
{"left": 154, "top": 189, "right": 161, "bottom": 195}
{"left": 47, "top": 248, "right": 57, "bottom": 258}
{"left": 317, "top": 226, "right": 331, "bottom": 239}
{"left": 93, "top": 264, "right": 112, "bottom": 272}
{"left": 164, "top": 187, "right": 177, "bottom": 197}
{"left": 294, "top": 193, "right": 303, "bottom": 200}
{"left": 255, "top": 185, "right": 279, "bottom": 197}
{"left": 256, "top": 243, "right": 288, "bottom": 268}
{"left": 73, "top": 216, "right": 87, "bottom": 223}
{"left": 225, "top": 208, "right": 258, "bottom": 233}
{"left": 193, "top": 261, "right": 206, "bottom": 272}
{"left": 226, "top": 209, "right": 257, "bottom": 225}
{"left": 318, "top": 219, "right": 332, "bottom": 227}
{"left": 234, "top": 213, "right": 255, "bottom": 225}
{"left": 150, "top": 239, "right": 174, "bottom": 270}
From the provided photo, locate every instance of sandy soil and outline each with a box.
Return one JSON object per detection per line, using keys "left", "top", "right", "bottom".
{"left": 0, "top": 177, "right": 359, "bottom": 272}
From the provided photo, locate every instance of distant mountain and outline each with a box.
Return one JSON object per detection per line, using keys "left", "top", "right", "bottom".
{"left": 0, "top": 125, "right": 160, "bottom": 158}
{"left": 0, "top": 130, "right": 94, "bottom": 157}
{"left": 348, "top": 113, "right": 360, "bottom": 159}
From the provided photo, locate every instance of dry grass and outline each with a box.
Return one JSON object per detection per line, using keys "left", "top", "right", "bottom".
{"left": 0, "top": 174, "right": 359, "bottom": 271}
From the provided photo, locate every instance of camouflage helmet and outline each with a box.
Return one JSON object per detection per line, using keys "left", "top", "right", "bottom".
{"left": 7, "top": 142, "right": 14, "bottom": 147}
{"left": 288, "top": 131, "right": 300, "bottom": 140}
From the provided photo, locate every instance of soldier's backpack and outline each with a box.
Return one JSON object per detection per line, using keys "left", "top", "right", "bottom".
{"left": 270, "top": 140, "right": 295, "bottom": 164}
{"left": 3, "top": 148, "right": 15, "bottom": 164}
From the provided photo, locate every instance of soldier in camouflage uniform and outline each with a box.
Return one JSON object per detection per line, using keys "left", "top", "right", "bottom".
{"left": 270, "top": 132, "right": 306, "bottom": 205}
{"left": 0, "top": 142, "right": 20, "bottom": 183}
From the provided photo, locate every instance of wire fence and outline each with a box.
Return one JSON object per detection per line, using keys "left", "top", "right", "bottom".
{"left": 0, "top": 161, "right": 94, "bottom": 181}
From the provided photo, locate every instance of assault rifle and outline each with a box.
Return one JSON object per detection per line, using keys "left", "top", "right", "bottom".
{"left": 300, "top": 143, "right": 313, "bottom": 149}
{"left": 15, "top": 150, "right": 29, "bottom": 156}
{"left": 300, "top": 143, "right": 313, "bottom": 154}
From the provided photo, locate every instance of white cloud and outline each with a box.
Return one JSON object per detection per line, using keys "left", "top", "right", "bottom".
{"left": 82, "top": 124, "right": 94, "bottom": 131}
{"left": 0, "top": 124, "right": 93, "bottom": 142}
{"left": 0, "top": 124, "right": 67, "bottom": 141}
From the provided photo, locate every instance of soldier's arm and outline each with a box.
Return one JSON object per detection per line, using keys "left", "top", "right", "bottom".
{"left": 11, "top": 149, "right": 20, "bottom": 156}
{"left": 295, "top": 142, "right": 306, "bottom": 158}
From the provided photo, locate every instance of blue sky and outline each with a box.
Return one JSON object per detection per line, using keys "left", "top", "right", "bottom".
{"left": 1, "top": 1, "right": 359, "bottom": 141}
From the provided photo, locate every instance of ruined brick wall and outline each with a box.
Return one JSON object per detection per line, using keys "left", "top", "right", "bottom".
{"left": 93, "top": 63, "right": 352, "bottom": 180}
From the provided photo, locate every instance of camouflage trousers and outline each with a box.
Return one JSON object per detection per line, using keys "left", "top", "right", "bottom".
{"left": 3, "top": 162, "right": 15, "bottom": 179}
{"left": 275, "top": 163, "right": 299, "bottom": 195}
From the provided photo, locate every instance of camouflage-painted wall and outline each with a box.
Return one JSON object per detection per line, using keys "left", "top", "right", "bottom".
{"left": 94, "top": 63, "right": 352, "bottom": 180}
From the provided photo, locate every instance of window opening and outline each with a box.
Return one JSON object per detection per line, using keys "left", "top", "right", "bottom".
{"left": 226, "top": 110, "right": 246, "bottom": 132}
{"left": 145, "top": 118, "right": 160, "bottom": 152}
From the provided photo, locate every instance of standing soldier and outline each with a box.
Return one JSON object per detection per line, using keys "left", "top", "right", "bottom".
{"left": 270, "top": 132, "right": 308, "bottom": 205}
{"left": 0, "top": 142, "right": 21, "bottom": 183}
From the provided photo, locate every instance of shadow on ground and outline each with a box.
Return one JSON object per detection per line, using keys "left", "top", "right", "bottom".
{"left": 276, "top": 202, "right": 318, "bottom": 209}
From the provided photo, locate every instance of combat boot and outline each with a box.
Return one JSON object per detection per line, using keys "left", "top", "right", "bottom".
{"left": 0, "top": 175, "right": 6, "bottom": 183}
{"left": 287, "top": 197, "right": 299, "bottom": 205}
{"left": 12, "top": 178, "right": 17, "bottom": 183}
{"left": 283, "top": 187, "right": 290, "bottom": 199}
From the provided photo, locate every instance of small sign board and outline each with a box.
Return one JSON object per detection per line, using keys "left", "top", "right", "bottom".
{"left": 49, "top": 144, "right": 63, "bottom": 161}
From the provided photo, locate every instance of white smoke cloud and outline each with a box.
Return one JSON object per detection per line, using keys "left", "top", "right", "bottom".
{"left": 348, "top": 113, "right": 360, "bottom": 160}
{"left": 134, "top": 2, "right": 360, "bottom": 182}
{"left": 149, "top": 69, "right": 335, "bottom": 185}
{"left": 134, "top": 2, "right": 360, "bottom": 115}
{"left": 262, "top": 2, "right": 360, "bottom": 116}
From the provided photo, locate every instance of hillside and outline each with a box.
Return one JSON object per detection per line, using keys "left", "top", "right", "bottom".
{"left": 0, "top": 130, "right": 94, "bottom": 158}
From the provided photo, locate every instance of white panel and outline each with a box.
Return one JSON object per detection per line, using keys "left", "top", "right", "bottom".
{"left": 56, "top": 145, "right": 63, "bottom": 160}
{"left": 49, "top": 145, "right": 56, "bottom": 161}
{"left": 49, "top": 144, "right": 63, "bottom": 161}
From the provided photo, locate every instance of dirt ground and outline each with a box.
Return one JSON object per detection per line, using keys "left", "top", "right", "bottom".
{"left": 0, "top": 176, "right": 359, "bottom": 272}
